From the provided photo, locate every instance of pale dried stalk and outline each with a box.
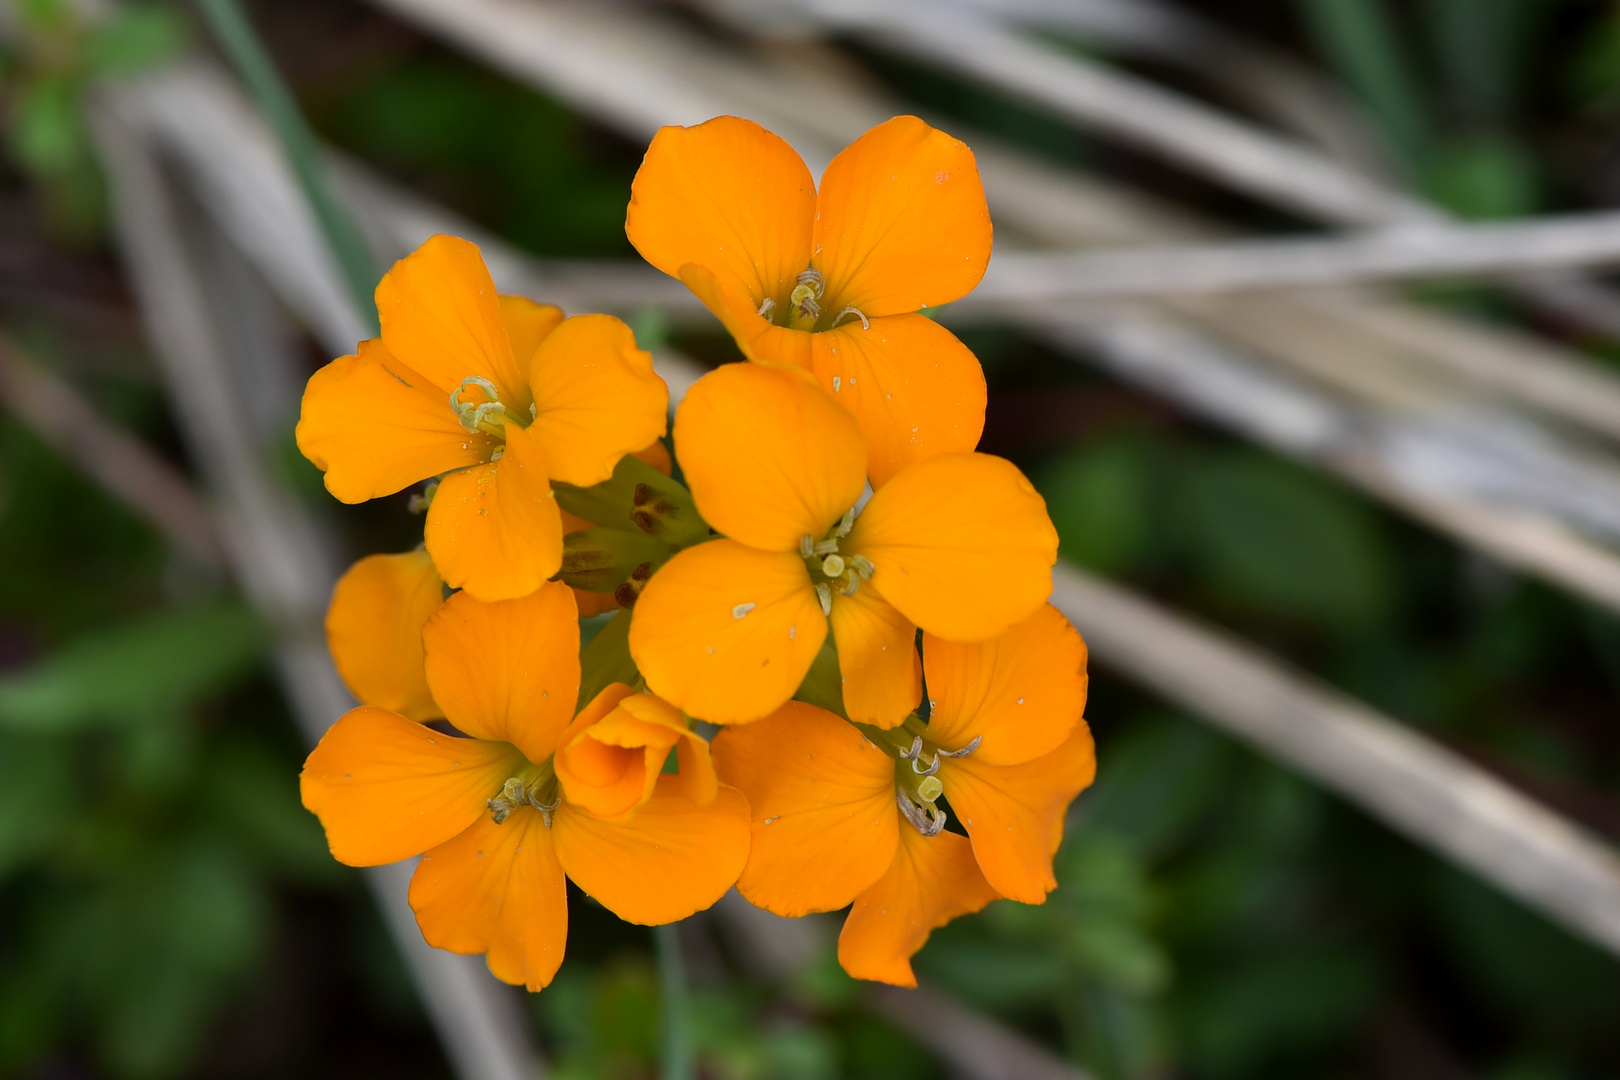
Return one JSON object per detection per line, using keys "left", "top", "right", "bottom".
{"left": 976, "top": 213, "right": 1620, "bottom": 302}
{"left": 1051, "top": 562, "right": 1620, "bottom": 956}
{"left": 0, "top": 336, "right": 228, "bottom": 568}
{"left": 87, "top": 92, "right": 544, "bottom": 1080}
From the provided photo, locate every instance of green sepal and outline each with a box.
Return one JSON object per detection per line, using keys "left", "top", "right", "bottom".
{"left": 578, "top": 609, "right": 639, "bottom": 712}
{"left": 554, "top": 453, "right": 710, "bottom": 548}
{"left": 558, "top": 527, "right": 675, "bottom": 594}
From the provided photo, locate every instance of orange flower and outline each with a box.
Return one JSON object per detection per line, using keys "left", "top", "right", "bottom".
{"left": 711, "top": 604, "right": 1092, "bottom": 986}
{"left": 326, "top": 549, "right": 444, "bottom": 722}
{"left": 627, "top": 362, "right": 1056, "bottom": 727}
{"left": 297, "top": 235, "right": 670, "bottom": 602}
{"left": 627, "top": 115, "right": 991, "bottom": 487}
{"left": 300, "top": 582, "right": 749, "bottom": 991}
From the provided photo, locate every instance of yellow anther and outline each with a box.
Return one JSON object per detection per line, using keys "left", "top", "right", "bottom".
{"left": 788, "top": 269, "right": 825, "bottom": 328}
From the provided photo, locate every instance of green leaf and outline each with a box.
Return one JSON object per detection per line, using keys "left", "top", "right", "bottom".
{"left": 914, "top": 933, "right": 1067, "bottom": 1011}
{"left": 0, "top": 603, "right": 266, "bottom": 732}
{"left": 1175, "top": 946, "right": 1378, "bottom": 1077}
{"left": 1070, "top": 920, "right": 1171, "bottom": 996}
{"left": 98, "top": 843, "right": 267, "bottom": 1078}
{"left": 0, "top": 733, "right": 72, "bottom": 876}
{"left": 1293, "top": 0, "right": 1432, "bottom": 171}
{"left": 1175, "top": 454, "right": 1393, "bottom": 631}
{"left": 1037, "top": 437, "right": 1156, "bottom": 575}
{"left": 8, "top": 76, "right": 88, "bottom": 177}
{"left": 82, "top": 4, "right": 189, "bottom": 77}
{"left": 1422, "top": 133, "right": 1541, "bottom": 219}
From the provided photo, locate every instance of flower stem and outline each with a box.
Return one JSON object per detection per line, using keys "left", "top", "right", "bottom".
{"left": 189, "top": 0, "right": 381, "bottom": 334}
{"left": 654, "top": 922, "right": 693, "bottom": 1080}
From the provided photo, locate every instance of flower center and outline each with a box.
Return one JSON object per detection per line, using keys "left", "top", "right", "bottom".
{"left": 856, "top": 723, "right": 984, "bottom": 836}
{"left": 800, "top": 507, "right": 873, "bottom": 615}
{"left": 449, "top": 376, "right": 532, "bottom": 449}
{"left": 763, "top": 268, "right": 870, "bottom": 334}
{"left": 488, "top": 759, "right": 560, "bottom": 827}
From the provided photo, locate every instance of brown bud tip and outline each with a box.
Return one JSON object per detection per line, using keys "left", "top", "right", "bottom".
{"left": 632, "top": 510, "right": 657, "bottom": 534}
{"left": 614, "top": 582, "right": 639, "bottom": 607}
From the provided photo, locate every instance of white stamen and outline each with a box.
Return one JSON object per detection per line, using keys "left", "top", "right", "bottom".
{"left": 814, "top": 583, "right": 833, "bottom": 616}
{"left": 822, "top": 554, "right": 846, "bottom": 578}
{"left": 832, "top": 306, "right": 870, "bottom": 330}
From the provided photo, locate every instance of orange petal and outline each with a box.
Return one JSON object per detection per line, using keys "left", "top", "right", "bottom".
{"left": 922, "top": 604, "right": 1086, "bottom": 767}
{"left": 296, "top": 339, "right": 495, "bottom": 504}
{"left": 940, "top": 720, "right": 1096, "bottom": 904}
{"left": 678, "top": 263, "right": 814, "bottom": 371}
{"left": 375, "top": 234, "right": 528, "bottom": 409}
{"left": 674, "top": 362, "right": 866, "bottom": 551}
{"left": 633, "top": 438, "right": 674, "bottom": 476}
{"left": 527, "top": 314, "right": 670, "bottom": 487}
{"left": 813, "top": 116, "right": 992, "bottom": 318}
{"left": 424, "top": 423, "right": 563, "bottom": 602}
{"left": 837, "top": 826, "right": 1000, "bottom": 987}
{"left": 627, "top": 116, "right": 816, "bottom": 313}
{"left": 552, "top": 782, "right": 751, "bottom": 925}
{"left": 572, "top": 589, "right": 620, "bottom": 617}
{"left": 554, "top": 692, "right": 688, "bottom": 821}
{"left": 849, "top": 452, "right": 1057, "bottom": 642}
{"left": 326, "top": 552, "right": 443, "bottom": 722}
{"left": 830, "top": 588, "right": 918, "bottom": 729}
{"left": 409, "top": 807, "right": 568, "bottom": 992}
{"left": 422, "top": 582, "right": 580, "bottom": 764}
{"left": 616, "top": 694, "right": 719, "bottom": 807}
{"left": 499, "top": 294, "right": 565, "bottom": 377}
{"left": 300, "top": 705, "right": 522, "bottom": 867}
{"left": 628, "top": 539, "right": 826, "bottom": 724}
{"left": 810, "top": 314, "right": 986, "bottom": 489}
{"left": 711, "top": 701, "right": 899, "bottom": 916}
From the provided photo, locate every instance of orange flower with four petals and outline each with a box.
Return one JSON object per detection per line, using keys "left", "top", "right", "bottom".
{"left": 627, "top": 115, "right": 991, "bottom": 487}
{"left": 628, "top": 362, "right": 1057, "bottom": 727}
{"left": 297, "top": 235, "right": 670, "bottom": 601}
{"left": 301, "top": 582, "right": 750, "bottom": 990}
{"left": 712, "top": 604, "right": 1094, "bottom": 985}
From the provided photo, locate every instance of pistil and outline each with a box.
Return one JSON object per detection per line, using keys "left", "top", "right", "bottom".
{"left": 449, "top": 376, "right": 530, "bottom": 439}
{"left": 488, "top": 759, "right": 560, "bottom": 826}
{"left": 787, "top": 269, "right": 825, "bottom": 331}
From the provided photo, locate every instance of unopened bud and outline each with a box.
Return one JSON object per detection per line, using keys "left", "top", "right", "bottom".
{"left": 557, "top": 528, "right": 673, "bottom": 594}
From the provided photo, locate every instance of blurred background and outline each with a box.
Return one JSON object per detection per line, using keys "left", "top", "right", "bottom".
{"left": 6, "top": 0, "right": 1620, "bottom": 1078}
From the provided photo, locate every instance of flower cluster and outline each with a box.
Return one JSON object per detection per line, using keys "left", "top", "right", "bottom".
{"left": 295, "top": 114, "right": 1094, "bottom": 991}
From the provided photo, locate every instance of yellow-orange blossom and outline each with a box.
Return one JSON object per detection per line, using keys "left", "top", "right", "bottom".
{"left": 627, "top": 115, "right": 992, "bottom": 488}
{"left": 297, "top": 235, "right": 669, "bottom": 602}
{"left": 628, "top": 362, "right": 1058, "bottom": 728}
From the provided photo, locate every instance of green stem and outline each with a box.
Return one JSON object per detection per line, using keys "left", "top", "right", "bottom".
{"left": 654, "top": 922, "right": 693, "bottom": 1080}
{"left": 190, "top": 0, "right": 380, "bottom": 334}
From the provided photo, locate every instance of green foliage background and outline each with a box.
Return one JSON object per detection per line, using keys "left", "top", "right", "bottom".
{"left": 5, "top": 0, "right": 1620, "bottom": 1077}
